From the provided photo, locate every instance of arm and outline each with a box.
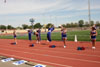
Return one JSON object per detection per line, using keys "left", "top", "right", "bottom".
{"left": 90, "top": 31, "right": 92, "bottom": 38}
{"left": 95, "top": 31, "right": 97, "bottom": 36}
{"left": 64, "top": 29, "right": 67, "bottom": 34}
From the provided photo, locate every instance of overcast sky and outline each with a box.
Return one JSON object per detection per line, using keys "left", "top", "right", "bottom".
{"left": 0, "top": 0, "right": 100, "bottom": 27}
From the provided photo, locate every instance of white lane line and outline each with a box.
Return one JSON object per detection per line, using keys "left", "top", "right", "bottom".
{"left": 36, "top": 46, "right": 100, "bottom": 53}
{"left": 0, "top": 53, "right": 72, "bottom": 67}
{"left": 0, "top": 45, "right": 100, "bottom": 58}
{"left": 0, "top": 48, "right": 100, "bottom": 64}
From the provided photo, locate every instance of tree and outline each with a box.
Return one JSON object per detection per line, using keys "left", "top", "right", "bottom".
{"left": 74, "top": 23, "right": 78, "bottom": 27}
{"left": 22, "top": 24, "right": 29, "bottom": 29}
{"left": 0, "top": 25, "right": 6, "bottom": 29}
{"left": 78, "top": 20, "right": 84, "bottom": 27}
{"left": 28, "top": 25, "right": 32, "bottom": 29}
{"left": 66, "top": 23, "right": 71, "bottom": 28}
{"left": 16, "top": 26, "right": 22, "bottom": 29}
{"left": 85, "top": 21, "right": 89, "bottom": 27}
{"left": 70, "top": 22, "right": 74, "bottom": 27}
{"left": 96, "top": 21, "right": 100, "bottom": 27}
{"left": 34, "top": 23, "right": 42, "bottom": 29}
{"left": 62, "top": 24, "right": 66, "bottom": 28}
{"left": 46, "top": 23, "right": 54, "bottom": 28}
{"left": 90, "top": 21, "right": 94, "bottom": 26}
{"left": 7, "top": 25, "right": 14, "bottom": 29}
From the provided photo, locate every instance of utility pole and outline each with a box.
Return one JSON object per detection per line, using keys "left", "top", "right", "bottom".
{"left": 4, "top": 0, "right": 6, "bottom": 3}
{"left": 88, "top": 0, "right": 91, "bottom": 26}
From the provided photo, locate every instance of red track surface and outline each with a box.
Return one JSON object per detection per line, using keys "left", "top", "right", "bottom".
{"left": 0, "top": 39, "right": 100, "bottom": 67}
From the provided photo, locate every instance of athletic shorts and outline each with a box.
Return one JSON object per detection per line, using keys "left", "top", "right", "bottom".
{"left": 14, "top": 35, "right": 17, "bottom": 38}
{"left": 91, "top": 36, "right": 96, "bottom": 40}
{"left": 62, "top": 34, "right": 67, "bottom": 38}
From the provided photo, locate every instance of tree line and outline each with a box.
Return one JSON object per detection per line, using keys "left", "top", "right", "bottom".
{"left": 0, "top": 20, "right": 100, "bottom": 30}
{"left": 61, "top": 20, "right": 100, "bottom": 28}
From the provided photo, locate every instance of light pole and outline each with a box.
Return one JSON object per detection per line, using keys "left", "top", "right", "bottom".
{"left": 55, "top": 16, "right": 57, "bottom": 27}
{"left": 4, "top": 0, "right": 6, "bottom": 3}
{"left": 88, "top": 0, "right": 91, "bottom": 26}
{"left": 29, "top": 18, "right": 35, "bottom": 32}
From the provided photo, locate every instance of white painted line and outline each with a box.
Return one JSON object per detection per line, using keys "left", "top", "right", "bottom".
{"left": 33, "top": 64, "right": 46, "bottom": 67}
{"left": 0, "top": 48, "right": 100, "bottom": 64}
{"left": 1, "top": 58, "right": 14, "bottom": 62}
{"left": 0, "top": 53, "right": 72, "bottom": 67}
{"left": 13, "top": 60, "right": 27, "bottom": 65}
{"left": 0, "top": 45, "right": 100, "bottom": 58}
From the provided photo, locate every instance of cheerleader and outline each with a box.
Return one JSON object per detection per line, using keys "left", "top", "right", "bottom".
{"left": 13, "top": 29, "right": 17, "bottom": 44}
{"left": 90, "top": 27, "right": 97, "bottom": 49}
{"left": 60, "top": 26, "right": 67, "bottom": 48}
{"left": 47, "top": 26, "right": 55, "bottom": 42}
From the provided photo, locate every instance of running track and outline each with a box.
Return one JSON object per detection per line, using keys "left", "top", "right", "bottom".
{"left": 0, "top": 39, "right": 100, "bottom": 67}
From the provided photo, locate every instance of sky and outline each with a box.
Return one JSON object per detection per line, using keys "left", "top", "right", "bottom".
{"left": 0, "top": 0, "right": 100, "bottom": 27}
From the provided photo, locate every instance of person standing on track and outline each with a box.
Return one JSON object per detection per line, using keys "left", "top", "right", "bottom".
{"left": 47, "top": 25, "right": 55, "bottom": 42}
{"left": 60, "top": 25, "right": 67, "bottom": 48}
{"left": 90, "top": 27, "right": 97, "bottom": 49}
{"left": 13, "top": 29, "right": 17, "bottom": 44}
{"left": 38, "top": 28, "right": 41, "bottom": 41}
{"left": 34, "top": 29, "right": 41, "bottom": 44}
{"left": 28, "top": 29, "right": 32, "bottom": 44}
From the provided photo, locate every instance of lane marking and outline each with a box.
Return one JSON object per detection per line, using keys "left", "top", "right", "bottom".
{"left": 0, "top": 53, "right": 72, "bottom": 67}
{"left": 1, "top": 58, "right": 14, "bottom": 62}
{"left": 13, "top": 60, "right": 27, "bottom": 65}
{"left": 0, "top": 45, "right": 100, "bottom": 58}
{"left": 0, "top": 48, "right": 100, "bottom": 64}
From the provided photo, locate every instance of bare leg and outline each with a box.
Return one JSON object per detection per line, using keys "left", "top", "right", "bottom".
{"left": 38, "top": 36, "right": 40, "bottom": 44}
{"left": 92, "top": 40, "right": 96, "bottom": 49}
{"left": 30, "top": 40, "right": 32, "bottom": 44}
{"left": 14, "top": 38, "right": 17, "bottom": 44}
{"left": 36, "top": 37, "right": 39, "bottom": 43}
{"left": 63, "top": 38, "right": 66, "bottom": 48}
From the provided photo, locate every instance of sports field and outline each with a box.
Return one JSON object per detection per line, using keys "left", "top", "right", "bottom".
{"left": 0, "top": 39, "right": 100, "bottom": 67}
{"left": 0, "top": 0, "right": 100, "bottom": 67}
{"left": 0, "top": 30, "right": 100, "bottom": 41}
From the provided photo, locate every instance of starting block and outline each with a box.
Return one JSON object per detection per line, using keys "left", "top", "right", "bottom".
{"left": 30, "top": 44, "right": 34, "bottom": 47}
{"left": 77, "top": 47, "right": 85, "bottom": 50}
{"left": 13, "top": 60, "right": 27, "bottom": 65}
{"left": 33, "top": 64, "right": 46, "bottom": 67}
{"left": 49, "top": 45, "right": 56, "bottom": 48}
{"left": 1, "top": 58, "right": 14, "bottom": 62}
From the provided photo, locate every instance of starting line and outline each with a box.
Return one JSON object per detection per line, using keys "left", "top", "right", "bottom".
{"left": 13, "top": 60, "right": 27, "bottom": 65}
{"left": 33, "top": 64, "right": 46, "bottom": 67}
{"left": 1, "top": 58, "right": 14, "bottom": 62}
{"left": 1, "top": 57, "right": 47, "bottom": 67}
{"left": 1, "top": 58, "right": 27, "bottom": 65}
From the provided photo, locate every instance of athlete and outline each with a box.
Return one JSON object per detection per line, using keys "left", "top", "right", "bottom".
{"left": 35, "top": 29, "right": 41, "bottom": 44}
{"left": 38, "top": 28, "right": 41, "bottom": 41}
{"left": 90, "top": 27, "right": 97, "bottom": 49}
{"left": 60, "top": 25, "right": 67, "bottom": 48}
{"left": 13, "top": 29, "right": 17, "bottom": 44}
{"left": 47, "top": 26, "right": 55, "bottom": 42}
{"left": 28, "top": 30, "right": 32, "bottom": 44}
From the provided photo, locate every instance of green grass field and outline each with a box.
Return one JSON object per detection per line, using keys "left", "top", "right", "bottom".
{"left": 0, "top": 30, "right": 100, "bottom": 41}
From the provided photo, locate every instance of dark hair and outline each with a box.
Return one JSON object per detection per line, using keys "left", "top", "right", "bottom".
{"left": 28, "top": 30, "right": 30, "bottom": 32}
{"left": 92, "top": 27, "right": 96, "bottom": 30}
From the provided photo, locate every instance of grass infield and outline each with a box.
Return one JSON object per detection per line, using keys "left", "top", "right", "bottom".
{"left": 0, "top": 30, "right": 100, "bottom": 41}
